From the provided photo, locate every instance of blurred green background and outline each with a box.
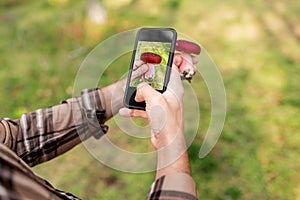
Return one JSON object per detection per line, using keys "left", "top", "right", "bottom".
{"left": 1, "top": 0, "right": 300, "bottom": 199}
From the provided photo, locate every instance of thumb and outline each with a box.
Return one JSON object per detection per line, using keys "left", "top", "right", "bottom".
{"left": 135, "top": 83, "right": 159, "bottom": 104}
{"left": 173, "top": 54, "right": 183, "bottom": 68}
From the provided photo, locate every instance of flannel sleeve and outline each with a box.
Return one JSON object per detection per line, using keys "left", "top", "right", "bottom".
{"left": 147, "top": 173, "right": 198, "bottom": 200}
{"left": 0, "top": 143, "right": 81, "bottom": 200}
{"left": 0, "top": 88, "right": 108, "bottom": 167}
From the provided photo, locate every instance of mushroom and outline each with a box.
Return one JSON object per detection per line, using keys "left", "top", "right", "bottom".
{"left": 175, "top": 40, "right": 201, "bottom": 82}
{"left": 140, "top": 52, "right": 162, "bottom": 81}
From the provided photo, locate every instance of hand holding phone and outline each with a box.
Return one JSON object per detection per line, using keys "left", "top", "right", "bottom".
{"left": 120, "top": 56, "right": 185, "bottom": 148}
{"left": 124, "top": 28, "right": 177, "bottom": 110}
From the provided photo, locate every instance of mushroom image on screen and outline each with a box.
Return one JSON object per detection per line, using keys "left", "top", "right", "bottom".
{"left": 175, "top": 40, "right": 201, "bottom": 81}
{"left": 140, "top": 52, "right": 162, "bottom": 81}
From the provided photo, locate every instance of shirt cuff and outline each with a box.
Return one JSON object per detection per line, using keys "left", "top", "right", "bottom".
{"left": 147, "top": 173, "right": 198, "bottom": 200}
{"left": 77, "top": 88, "right": 109, "bottom": 139}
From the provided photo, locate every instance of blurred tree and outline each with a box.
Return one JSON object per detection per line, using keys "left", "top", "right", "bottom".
{"left": 87, "top": 0, "right": 107, "bottom": 24}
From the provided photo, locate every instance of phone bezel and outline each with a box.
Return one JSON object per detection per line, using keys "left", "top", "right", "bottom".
{"left": 124, "top": 28, "right": 177, "bottom": 110}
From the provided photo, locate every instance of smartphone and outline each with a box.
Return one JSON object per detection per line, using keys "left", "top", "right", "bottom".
{"left": 124, "top": 28, "right": 177, "bottom": 110}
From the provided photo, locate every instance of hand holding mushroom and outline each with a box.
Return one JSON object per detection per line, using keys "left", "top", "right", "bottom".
{"left": 133, "top": 40, "right": 200, "bottom": 83}
{"left": 175, "top": 40, "right": 201, "bottom": 82}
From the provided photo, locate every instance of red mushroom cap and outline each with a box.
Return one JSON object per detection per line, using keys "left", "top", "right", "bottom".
{"left": 140, "top": 52, "right": 162, "bottom": 64}
{"left": 176, "top": 40, "right": 201, "bottom": 55}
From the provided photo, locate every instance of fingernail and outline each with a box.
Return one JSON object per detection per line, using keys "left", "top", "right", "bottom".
{"left": 119, "top": 108, "right": 128, "bottom": 116}
{"left": 140, "top": 64, "right": 148, "bottom": 72}
{"left": 173, "top": 55, "right": 182, "bottom": 66}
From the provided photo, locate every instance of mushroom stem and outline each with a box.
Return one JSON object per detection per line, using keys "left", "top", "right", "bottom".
{"left": 181, "top": 52, "right": 193, "bottom": 66}
{"left": 179, "top": 52, "right": 197, "bottom": 81}
{"left": 145, "top": 63, "right": 156, "bottom": 80}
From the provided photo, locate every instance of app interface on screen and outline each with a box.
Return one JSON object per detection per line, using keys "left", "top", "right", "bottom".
{"left": 130, "top": 41, "right": 171, "bottom": 90}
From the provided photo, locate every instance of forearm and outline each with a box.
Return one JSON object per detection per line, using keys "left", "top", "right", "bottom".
{"left": 149, "top": 135, "right": 197, "bottom": 200}
{"left": 149, "top": 129, "right": 198, "bottom": 200}
{"left": 0, "top": 88, "right": 108, "bottom": 167}
{"left": 99, "top": 79, "right": 125, "bottom": 121}
{"left": 156, "top": 129, "right": 191, "bottom": 179}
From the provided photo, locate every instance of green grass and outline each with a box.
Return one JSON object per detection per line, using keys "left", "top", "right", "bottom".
{"left": 1, "top": 0, "right": 300, "bottom": 199}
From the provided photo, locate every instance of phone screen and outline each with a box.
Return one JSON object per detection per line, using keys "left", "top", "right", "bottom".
{"left": 130, "top": 41, "right": 172, "bottom": 90}
{"left": 124, "top": 28, "right": 177, "bottom": 110}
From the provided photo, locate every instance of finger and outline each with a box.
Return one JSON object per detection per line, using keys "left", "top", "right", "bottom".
{"left": 135, "top": 83, "right": 160, "bottom": 104}
{"left": 131, "top": 64, "right": 148, "bottom": 81}
{"left": 133, "top": 60, "right": 145, "bottom": 70}
{"left": 166, "top": 64, "right": 184, "bottom": 97}
{"left": 119, "top": 107, "right": 148, "bottom": 118}
{"left": 173, "top": 54, "right": 183, "bottom": 68}
{"left": 119, "top": 107, "right": 132, "bottom": 117}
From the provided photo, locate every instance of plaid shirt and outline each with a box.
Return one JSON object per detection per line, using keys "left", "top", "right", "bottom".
{"left": 0, "top": 88, "right": 198, "bottom": 200}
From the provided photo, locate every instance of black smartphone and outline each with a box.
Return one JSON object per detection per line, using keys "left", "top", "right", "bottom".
{"left": 124, "top": 28, "right": 177, "bottom": 110}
